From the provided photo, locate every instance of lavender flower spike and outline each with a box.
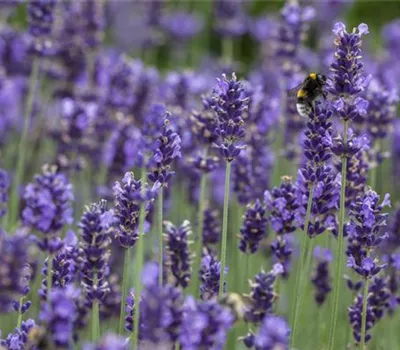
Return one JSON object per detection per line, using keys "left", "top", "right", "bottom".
{"left": 164, "top": 220, "right": 192, "bottom": 288}
{"left": 245, "top": 264, "right": 283, "bottom": 324}
{"left": 22, "top": 164, "right": 74, "bottom": 254}
{"left": 239, "top": 199, "right": 268, "bottom": 254}
{"left": 311, "top": 247, "right": 333, "bottom": 306}
{"left": 113, "top": 172, "right": 160, "bottom": 248}
{"left": 39, "top": 286, "right": 79, "bottom": 349}
{"left": 212, "top": 73, "right": 249, "bottom": 162}
{"left": 0, "top": 169, "right": 10, "bottom": 218}
{"left": 0, "top": 230, "right": 31, "bottom": 313}
{"left": 0, "top": 319, "right": 36, "bottom": 349}
{"left": 329, "top": 22, "right": 370, "bottom": 121}
{"left": 133, "top": 263, "right": 184, "bottom": 345}
{"left": 253, "top": 314, "right": 290, "bottom": 350}
{"left": 346, "top": 189, "right": 390, "bottom": 279}
{"left": 148, "top": 115, "right": 182, "bottom": 186}
{"left": 79, "top": 200, "right": 114, "bottom": 305}
{"left": 84, "top": 333, "right": 128, "bottom": 350}
{"left": 179, "top": 296, "right": 234, "bottom": 350}
{"left": 28, "top": 0, "right": 56, "bottom": 55}
{"left": 200, "top": 251, "right": 227, "bottom": 301}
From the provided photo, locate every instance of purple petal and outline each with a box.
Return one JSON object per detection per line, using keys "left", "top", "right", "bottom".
{"left": 358, "top": 23, "right": 369, "bottom": 36}
{"left": 333, "top": 22, "right": 346, "bottom": 35}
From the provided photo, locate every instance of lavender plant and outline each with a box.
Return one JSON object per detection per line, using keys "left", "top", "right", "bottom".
{"left": 1, "top": 3, "right": 399, "bottom": 350}
{"left": 327, "top": 21, "right": 370, "bottom": 350}
{"left": 212, "top": 73, "right": 249, "bottom": 297}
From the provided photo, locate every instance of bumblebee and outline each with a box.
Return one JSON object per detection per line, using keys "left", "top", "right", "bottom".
{"left": 294, "top": 73, "right": 327, "bottom": 117}
{"left": 27, "top": 325, "right": 51, "bottom": 349}
{"left": 219, "top": 292, "right": 253, "bottom": 322}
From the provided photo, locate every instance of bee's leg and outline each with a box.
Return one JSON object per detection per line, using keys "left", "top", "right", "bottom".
{"left": 308, "top": 100, "right": 315, "bottom": 115}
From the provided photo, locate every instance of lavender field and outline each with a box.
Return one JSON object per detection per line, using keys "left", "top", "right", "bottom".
{"left": 1, "top": 0, "right": 400, "bottom": 349}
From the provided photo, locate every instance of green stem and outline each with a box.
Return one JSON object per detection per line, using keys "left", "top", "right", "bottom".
{"left": 7, "top": 57, "right": 40, "bottom": 230}
{"left": 328, "top": 119, "right": 349, "bottom": 350}
{"left": 92, "top": 274, "right": 100, "bottom": 341}
{"left": 47, "top": 255, "right": 53, "bottom": 303}
{"left": 157, "top": 187, "right": 164, "bottom": 287}
{"left": 131, "top": 168, "right": 148, "bottom": 348}
{"left": 290, "top": 183, "right": 314, "bottom": 347}
{"left": 222, "top": 38, "right": 234, "bottom": 64}
{"left": 360, "top": 278, "right": 370, "bottom": 350}
{"left": 119, "top": 247, "right": 132, "bottom": 334}
{"left": 191, "top": 173, "right": 208, "bottom": 298}
{"left": 16, "top": 296, "right": 24, "bottom": 328}
{"left": 219, "top": 161, "right": 232, "bottom": 297}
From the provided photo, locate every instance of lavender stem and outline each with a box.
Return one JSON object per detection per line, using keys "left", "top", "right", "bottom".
{"left": 157, "top": 187, "right": 164, "bottom": 287}
{"left": 360, "top": 277, "right": 369, "bottom": 350}
{"left": 131, "top": 167, "right": 148, "bottom": 347}
{"left": 16, "top": 296, "right": 24, "bottom": 328}
{"left": 222, "top": 38, "right": 233, "bottom": 63}
{"left": 7, "top": 57, "right": 40, "bottom": 229}
{"left": 92, "top": 274, "right": 100, "bottom": 341}
{"left": 191, "top": 173, "right": 208, "bottom": 298}
{"left": 118, "top": 247, "right": 131, "bottom": 334}
{"left": 290, "top": 183, "right": 314, "bottom": 347}
{"left": 219, "top": 161, "right": 232, "bottom": 297}
{"left": 328, "top": 119, "right": 349, "bottom": 350}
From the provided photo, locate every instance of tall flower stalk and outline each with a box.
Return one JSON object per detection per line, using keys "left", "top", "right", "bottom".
{"left": 113, "top": 172, "right": 159, "bottom": 335}
{"left": 148, "top": 115, "right": 182, "bottom": 286}
{"left": 346, "top": 189, "right": 390, "bottom": 348}
{"left": 291, "top": 100, "right": 337, "bottom": 346}
{"left": 327, "top": 22, "right": 370, "bottom": 350}
{"left": 130, "top": 169, "right": 161, "bottom": 347}
{"left": 211, "top": 73, "right": 249, "bottom": 297}
{"left": 8, "top": 0, "right": 56, "bottom": 228}
{"left": 188, "top": 95, "right": 220, "bottom": 297}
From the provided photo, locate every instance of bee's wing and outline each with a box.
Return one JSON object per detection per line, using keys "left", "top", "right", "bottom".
{"left": 287, "top": 82, "right": 303, "bottom": 97}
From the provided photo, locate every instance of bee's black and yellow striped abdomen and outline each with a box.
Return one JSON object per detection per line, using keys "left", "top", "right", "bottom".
{"left": 297, "top": 89, "right": 307, "bottom": 98}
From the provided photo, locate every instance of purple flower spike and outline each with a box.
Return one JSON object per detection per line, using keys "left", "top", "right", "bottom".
{"left": 161, "top": 11, "right": 203, "bottom": 41}
{"left": 203, "top": 209, "right": 221, "bottom": 246}
{"left": 113, "top": 172, "right": 160, "bottom": 248}
{"left": 245, "top": 265, "right": 281, "bottom": 324}
{"left": 311, "top": 247, "right": 333, "bottom": 306}
{"left": 28, "top": 0, "right": 56, "bottom": 54}
{"left": 346, "top": 189, "right": 390, "bottom": 279}
{"left": 277, "top": 1, "right": 315, "bottom": 79}
{"left": 212, "top": 73, "right": 249, "bottom": 162}
{"left": 22, "top": 165, "right": 74, "bottom": 253}
{"left": 264, "top": 177, "right": 299, "bottom": 236}
{"left": 39, "top": 231, "right": 79, "bottom": 302}
{"left": 148, "top": 115, "right": 182, "bottom": 185}
{"left": 84, "top": 333, "right": 128, "bottom": 350}
{"left": 253, "top": 314, "right": 290, "bottom": 350}
{"left": 239, "top": 199, "right": 268, "bottom": 255}
{"left": 40, "top": 286, "right": 79, "bottom": 349}
{"left": 0, "top": 230, "right": 31, "bottom": 314}
{"left": 329, "top": 21, "right": 370, "bottom": 99}
{"left": 164, "top": 220, "right": 192, "bottom": 288}
{"left": 213, "top": 0, "right": 247, "bottom": 37}
{"left": 348, "top": 276, "right": 390, "bottom": 344}
{"left": 79, "top": 200, "right": 113, "bottom": 304}
{"left": 0, "top": 169, "right": 10, "bottom": 218}
{"left": 0, "top": 319, "right": 36, "bottom": 349}
{"left": 127, "top": 263, "right": 184, "bottom": 345}
{"left": 200, "top": 251, "right": 227, "bottom": 301}
{"left": 179, "top": 296, "right": 234, "bottom": 350}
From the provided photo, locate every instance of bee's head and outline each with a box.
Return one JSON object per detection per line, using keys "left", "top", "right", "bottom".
{"left": 316, "top": 74, "right": 327, "bottom": 85}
